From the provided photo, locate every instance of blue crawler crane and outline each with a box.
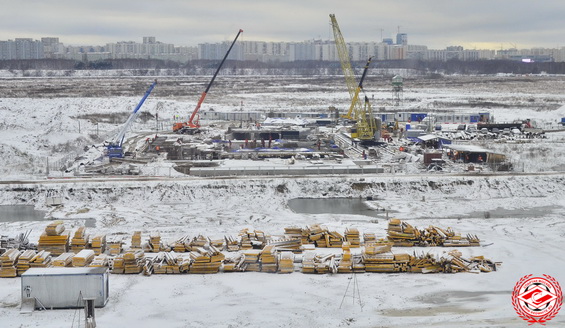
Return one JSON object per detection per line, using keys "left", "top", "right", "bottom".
{"left": 106, "top": 80, "right": 157, "bottom": 158}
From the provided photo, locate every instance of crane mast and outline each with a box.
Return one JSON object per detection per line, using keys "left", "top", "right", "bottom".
{"left": 329, "top": 14, "right": 377, "bottom": 141}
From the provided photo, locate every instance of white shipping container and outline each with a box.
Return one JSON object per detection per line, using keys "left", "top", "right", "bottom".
{"left": 21, "top": 267, "right": 109, "bottom": 309}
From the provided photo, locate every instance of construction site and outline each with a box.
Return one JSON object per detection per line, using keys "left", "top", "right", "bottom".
{"left": 1, "top": 14, "right": 565, "bottom": 328}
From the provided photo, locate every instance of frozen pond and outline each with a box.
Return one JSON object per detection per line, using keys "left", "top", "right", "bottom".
{"left": 288, "top": 198, "right": 382, "bottom": 218}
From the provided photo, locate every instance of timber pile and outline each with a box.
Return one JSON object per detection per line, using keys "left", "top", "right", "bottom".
{"left": 151, "top": 252, "right": 189, "bottom": 274}
{"left": 302, "top": 252, "right": 337, "bottom": 274}
{"left": 345, "top": 228, "right": 361, "bottom": 248}
{"left": 53, "top": 252, "right": 75, "bottom": 267}
{"left": 172, "top": 236, "right": 191, "bottom": 252}
{"left": 113, "top": 250, "right": 145, "bottom": 274}
{"left": 71, "top": 227, "right": 89, "bottom": 253}
{"left": 337, "top": 242, "right": 352, "bottom": 273}
{"left": 260, "top": 245, "right": 277, "bottom": 273}
{"left": 89, "top": 254, "right": 109, "bottom": 267}
{"left": 363, "top": 242, "right": 411, "bottom": 273}
{"left": 131, "top": 231, "right": 142, "bottom": 249}
{"left": 16, "top": 250, "right": 36, "bottom": 276}
{"left": 352, "top": 254, "right": 365, "bottom": 273}
{"left": 363, "top": 233, "right": 377, "bottom": 244}
{"left": 242, "top": 249, "right": 262, "bottom": 272}
{"left": 149, "top": 232, "right": 162, "bottom": 252}
{"left": 29, "top": 250, "right": 52, "bottom": 268}
{"left": 222, "top": 254, "right": 245, "bottom": 272}
{"left": 0, "top": 249, "right": 20, "bottom": 278}
{"left": 278, "top": 252, "right": 294, "bottom": 273}
{"left": 72, "top": 249, "right": 95, "bottom": 267}
{"left": 239, "top": 229, "right": 267, "bottom": 250}
{"left": 190, "top": 235, "right": 211, "bottom": 249}
{"left": 284, "top": 225, "right": 345, "bottom": 248}
{"left": 38, "top": 221, "right": 70, "bottom": 256}
{"left": 224, "top": 235, "right": 240, "bottom": 252}
{"left": 267, "top": 238, "right": 302, "bottom": 253}
{"left": 90, "top": 235, "right": 106, "bottom": 255}
{"left": 189, "top": 246, "right": 224, "bottom": 274}
{"left": 107, "top": 238, "right": 123, "bottom": 256}
{"left": 387, "top": 219, "right": 481, "bottom": 247}
{"left": 283, "top": 226, "right": 306, "bottom": 244}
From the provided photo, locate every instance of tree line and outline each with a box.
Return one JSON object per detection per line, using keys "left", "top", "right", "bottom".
{"left": 1, "top": 58, "right": 565, "bottom": 75}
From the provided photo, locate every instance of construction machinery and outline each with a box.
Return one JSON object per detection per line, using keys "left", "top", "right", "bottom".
{"left": 329, "top": 14, "right": 378, "bottom": 142}
{"left": 106, "top": 80, "right": 157, "bottom": 158}
{"left": 173, "top": 29, "right": 243, "bottom": 134}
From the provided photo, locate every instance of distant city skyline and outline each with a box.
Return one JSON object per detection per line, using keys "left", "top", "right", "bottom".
{"left": 1, "top": 1, "right": 564, "bottom": 50}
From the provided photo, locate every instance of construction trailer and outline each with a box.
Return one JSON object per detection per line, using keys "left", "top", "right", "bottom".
{"left": 21, "top": 267, "right": 109, "bottom": 309}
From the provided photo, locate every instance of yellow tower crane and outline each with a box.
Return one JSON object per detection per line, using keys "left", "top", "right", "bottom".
{"left": 329, "top": 14, "right": 378, "bottom": 142}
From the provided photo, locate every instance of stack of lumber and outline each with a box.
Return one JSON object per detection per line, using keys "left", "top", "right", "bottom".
{"left": 38, "top": 221, "right": 70, "bottom": 256}
{"left": 267, "top": 238, "right": 302, "bottom": 253}
{"left": 53, "top": 252, "right": 75, "bottom": 267}
{"left": 308, "top": 225, "right": 327, "bottom": 247}
{"left": 210, "top": 239, "right": 224, "bottom": 249}
{"left": 190, "top": 235, "right": 211, "bottom": 248}
{"left": 387, "top": 219, "right": 418, "bottom": 246}
{"left": 113, "top": 250, "right": 145, "bottom": 274}
{"left": 89, "top": 254, "right": 109, "bottom": 267}
{"left": 345, "top": 228, "right": 361, "bottom": 248}
{"left": 70, "top": 227, "right": 89, "bottom": 253}
{"left": 363, "top": 243, "right": 398, "bottom": 273}
{"left": 363, "top": 233, "right": 377, "bottom": 244}
{"left": 152, "top": 252, "right": 184, "bottom": 274}
{"left": 409, "top": 253, "right": 442, "bottom": 273}
{"left": 224, "top": 235, "right": 239, "bottom": 252}
{"left": 239, "top": 229, "right": 267, "bottom": 249}
{"left": 222, "top": 254, "right": 245, "bottom": 272}
{"left": 301, "top": 252, "right": 336, "bottom": 274}
{"left": 278, "top": 251, "right": 294, "bottom": 273}
{"left": 242, "top": 249, "right": 262, "bottom": 272}
{"left": 188, "top": 246, "right": 223, "bottom": 274}
{"left": 352, "top": 254, "right": 366, "bottom": 273}
{"left": 337, "top": 242, "right": 353, "bottom": 273}
{"left": 29, "top": 251, "right": 52, "bottom": 268}
{"left": 131, "top": 231, "right": 142, "bottom": 249}
{"left": 0, "top": 249, "right": 20, "bottom": 277}
{"left": 283, "top": 226, "right": 305, "bottom": 244}
{"left": 260, "top": 245, "right": 277, "bottom": 273}
{"left": 149, "top": 232, "right": 162, "bottom": 252}
{"left": 325, "top": 231, "right": 344, "bottom": 248}
{"left": 72, "top": 249, "right": 95, "bottom": 267}
{"left": 90, "top": 235, "right": 106, "bottom": 255}
{"left": 443, "top": 234, "right": 481, "bottom": 247}
{"left": 107, "top": 238, "right": 123, "bottom": 256}
{"left": 172, "top": 236, "right": 191, "bottom": 252}
{"left": 16, "top": 250, "right": 36, "bottom": 276}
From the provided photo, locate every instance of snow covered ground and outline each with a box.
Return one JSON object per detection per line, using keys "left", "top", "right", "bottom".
{"left": 1, "top": 73, "right": 565, "bottom": 327}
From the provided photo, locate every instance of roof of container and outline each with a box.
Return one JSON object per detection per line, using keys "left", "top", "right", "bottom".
{"left": 21, "top": 267, "right": 108, "bottom": 276}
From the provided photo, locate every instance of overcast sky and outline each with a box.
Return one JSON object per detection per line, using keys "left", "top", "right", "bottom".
{"left": 1, "top": 0, "right": 563, "bottom": 50}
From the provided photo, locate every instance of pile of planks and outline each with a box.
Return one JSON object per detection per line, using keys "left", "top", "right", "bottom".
{"left": 345, "top": 228, "right": 361, "bottom": 248}
{"left": 363, "top": 233, "right": 377, "bottom": 244}
{"left": 241, "top": 249, "right": 262, "bottom": 272}
{"left": 285, "top": 225, "right": 345, "bottom": 248}
{"left": 337, "top": 242, "right": 353, "bottom": 273}
{"left": 71, "top": 227, "right": 89, "bottom": 253}
{"left": 89, "top": 254, "right": 109, "bottom": 267}
{"left": 0, "top": 249, "right": 20, "bottom": 277}
{"left": 107, "top": 238, "right": 123, "bottom": 256}
{"left": 301, "top": 251, "right": 337, "bottom": 274}
{"left": 362, "top": 242, "right": 411, "bottom": 273}
{"left": 172, "top": 235, "right": 191, "bottom": 252}
{"left": 222, "top": 254, "right": 245, "bottom": 272}
{"left": 239, "top": 229, "right": 267, "bottom": 250}
{"left": 53, "top": 252, "right": 75, "bottom": 267}
{"left": 72, "top": 249, "right": 95, "bottom": 267}
{"left": 259, "top": 245, "right": 277, "bottom": 273}
{"left": 90, "top": 235, "right": 106, "bottom": 255}
{"left": 284, "top": 226, "right": 307, "bottom": 245}
{"left": 149, "top": 232, "right": 162, "bottom": 252}
{"left": 278, "top": 251, "right": 294, "bottom": 273}
{"left": 29, "top": 250, "right": 52, "bottom": 268}
{"left": 17, "top": 250, "right": 37, "bottom": 276}
{"left": 188, "top": 246, "right": 224, "bottom": 274}
{"left": 388, "top": 219, "right": 481, "bottom": 247}
{"left": 38, "top": 221, "right": 70, "bottom": 256}
{"left": 150, "top": 252, "right": 189, "bottom": 274}
{"left": 113, "top": 250, "right": 145, "bottom": 274}
{"left": 267, "top": 238, "right": 302, "bottom": 253}
{"left": 224, "top": 235, "right": 240, "bottom": 252}
{"left": 131, "top": 231, "right": 142, "bottom": 249}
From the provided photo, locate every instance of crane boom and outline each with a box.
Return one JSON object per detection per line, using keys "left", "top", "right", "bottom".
{"left": 107, "top": 80, "right": 157, "bottom": 158}
{"left": 173, "top": 29, "right": 244, "bottom": 133}
{"left": 329, "top": 14, "right": 361, "bottom": 120}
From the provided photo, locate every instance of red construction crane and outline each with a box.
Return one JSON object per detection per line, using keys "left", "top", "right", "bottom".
{"left": 173, "top": 29, "right": 243, "bottom": 133}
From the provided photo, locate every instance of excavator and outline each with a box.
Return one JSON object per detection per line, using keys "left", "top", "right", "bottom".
{"left": 173, "top": 29, "right": 243, "bottom": 134}
{"left": 106, "top": 80, "right": 157, "bottom": 158}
